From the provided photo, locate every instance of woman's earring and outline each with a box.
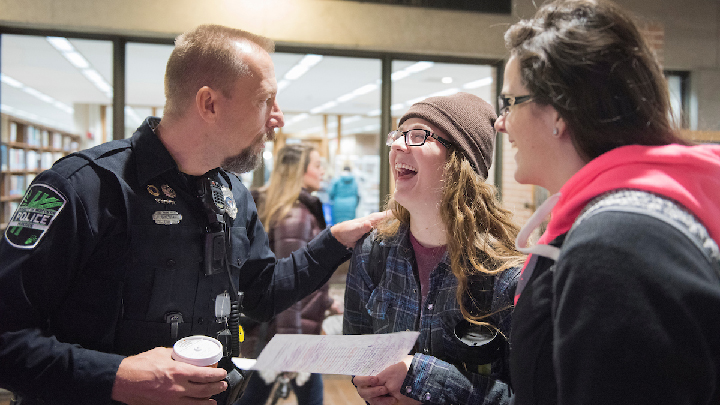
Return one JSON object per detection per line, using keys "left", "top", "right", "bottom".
{"left": 553, "top": 128, "right": 559, "bottom": 136}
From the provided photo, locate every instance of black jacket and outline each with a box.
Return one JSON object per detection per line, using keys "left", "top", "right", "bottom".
{"left": 0, "top": 117, "right": 350, "bottom": 404}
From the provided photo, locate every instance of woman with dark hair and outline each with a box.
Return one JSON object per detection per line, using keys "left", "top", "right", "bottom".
{"left": 494, "top": 1, "right": 720, "bottom": 404}
{"left": 344, "top": 93, "right": 525, "bottom": 404}
{"left": 237, "top": 144, "right": 329, "bottom": 405}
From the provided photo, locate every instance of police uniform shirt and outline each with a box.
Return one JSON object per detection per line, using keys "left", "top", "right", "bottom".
{"left": 0, "top": 117, "right": 350, "bottom": 405}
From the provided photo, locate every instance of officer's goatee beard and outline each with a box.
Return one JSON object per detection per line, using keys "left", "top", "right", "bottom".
{"left": 221, "top": 130, "right": 272, "bottom": 174}
{"left": 221, "top": 146, "right": 261, "bottom": 174}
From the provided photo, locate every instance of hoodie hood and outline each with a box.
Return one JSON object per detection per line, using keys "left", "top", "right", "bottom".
{"left": 542, "top": 143, "right": 720, "bottom": 245}
{"left": 515, "top": 143, "right": 720, "bottom": 303}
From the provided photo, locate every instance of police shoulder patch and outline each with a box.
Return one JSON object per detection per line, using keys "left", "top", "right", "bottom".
{"left": 5, "top": 183, "right": 67, "bottom": 249}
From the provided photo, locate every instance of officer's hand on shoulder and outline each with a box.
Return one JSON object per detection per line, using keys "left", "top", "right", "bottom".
{"left": 112, "top": 347, "right": 227, "bottom": 405}
{"left": 331, "top": 211, "right": 390, "bottom": 248}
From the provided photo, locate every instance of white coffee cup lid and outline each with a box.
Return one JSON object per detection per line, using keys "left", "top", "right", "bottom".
{"left": 172, "top": 335, "right": 223, "bottom": 367}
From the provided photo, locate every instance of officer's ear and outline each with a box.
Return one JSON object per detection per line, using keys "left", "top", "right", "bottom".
{"left": 196, "top": 86, "right": 219, "bottom": 123}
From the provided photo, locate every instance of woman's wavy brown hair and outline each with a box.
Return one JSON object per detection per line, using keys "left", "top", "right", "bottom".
{"left": 376, "top": 149, "right": 525, "bottom": 323}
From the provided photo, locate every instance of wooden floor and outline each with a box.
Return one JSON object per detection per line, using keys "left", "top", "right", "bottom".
{"left": 274, "top": 374, "right": 366, "bottom": 405}
{"left": 0, "top": 375, "right": 365, "bottom": 405}
{"left": 0, "top": 389, "right": 9, "bottom": 405}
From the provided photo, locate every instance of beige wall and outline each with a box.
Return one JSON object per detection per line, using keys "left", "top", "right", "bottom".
{"left": 0, "top": 0, "right": 715, "bottom": 65}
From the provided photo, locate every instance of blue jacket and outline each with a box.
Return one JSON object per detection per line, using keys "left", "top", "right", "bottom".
{"left": 329, "top": 173, "right": 359, "bottom": 223}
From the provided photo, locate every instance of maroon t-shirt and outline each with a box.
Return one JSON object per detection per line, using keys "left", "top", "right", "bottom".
{"left": 409, "top": 231, "right": 447, "bottom": 302}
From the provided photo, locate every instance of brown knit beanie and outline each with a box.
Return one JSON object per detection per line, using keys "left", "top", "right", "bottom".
{"left": 398, "top": 92, "right": 497, "bottom": 179}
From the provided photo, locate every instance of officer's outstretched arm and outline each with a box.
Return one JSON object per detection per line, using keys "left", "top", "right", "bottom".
{"left": 112, "top": 347, "right": 227, "bottom": 405}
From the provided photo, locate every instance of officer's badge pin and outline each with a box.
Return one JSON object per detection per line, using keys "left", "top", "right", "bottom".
{"left": 161, "top": 185, "right": 176, "bottom": 198}
{"left": 221, "top": 186, "right": 237, "bottom": 219}
{"left": 147, "top": 185, "right": 160, "bottom": 197}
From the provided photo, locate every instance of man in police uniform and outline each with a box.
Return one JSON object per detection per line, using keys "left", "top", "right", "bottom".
{"left": 0, "top": 25, "right": 383, "bottom": 405}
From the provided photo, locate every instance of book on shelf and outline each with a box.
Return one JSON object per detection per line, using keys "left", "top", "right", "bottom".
{"left": 4, "top": 174, "right": 23, "bottom": 197}
{"left": 26, "top": 150, "right": 39, "bottom": 171}
{"left": 9, "top": 122, "right": 18, "bottom": 143}
{"left": 1, "top": 145, "right": 7, "bottom": 171}
{"left": 41, "top": 130, "right": 50, "bottom": 148}
{"left": 52, "top": 132, "right": 62, "bottom": 150}
{"left": 4, "top": 201, "right": 20, "bottom": 223}
{"left": 63, "top": 136, "right": 72, "bottom": 151}
{"left": 8, "top": 148, "right": 25, "bottom": 171}
{"left": 27, "top": 126, "right": 40, "bottom": 147}
{"left": 40, "top": 152, "right": 54, "bottom": 170}
{"left": 25, "top": 174, "right": 36, "bottom": 188}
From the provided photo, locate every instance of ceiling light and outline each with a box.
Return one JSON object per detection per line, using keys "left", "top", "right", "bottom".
{"left": 285, "top": 113, "right": 309, "bottom": 126}
{"left": 336, "top": 93, "right": 357, "bottom": 103}
{"left": 23, "top": 87, "right": 54, "bottom": 104}
{"left": 463, "top": 77, "right": 493, "bottom": 89}
{"left": 442, "top": 77, "right": 453, "bottom": 84}
{"left": 46, "top": 36, "right": 74, "bottom": 52}
{"left": 352, "top": 84, "right": 378, "bottom": 96}
{"left": 299, "top": 54, "right": 323, "bottom": 67}
{"left": 64, "top": 51, "right": 90, "bottom": 69}
{"left": 277, "top": 80, "right": 290, "bottom": 91}
{"left": 343, "top": 115, "right": 362, "bottom": 123}
{"left": 310, "top": 100, "right": 338, "bottom": 114}
{"left": 82, "top": 69, "right": 112, "bottom": 93}
{"left": 1, "top": 74, "right": 23, "bottom": 88}
{"left": 391, "top": 103, "right": 405, "bottom": 110}
{"left": 367, "top": 109, "right": 381, "bottom": 117}
{"left": 404, "top": 96, "right": 426, "bottom": 106}
{"left": 391, "top": 71, "right": 411, "bottom": 81}
{"left": 404, "top": 61, "right": 434, "bottom": 73}
{"left": 284, "top": 54, "right": 323, "bottom": 81}
{"left": 428, "top": 88, "right": 459, "bottom": 98}
{"left": 284, "top": 65, "right": 309, "bottom": 81}
{"left": 53, "top": 100, "right": 74, "bottom": 114}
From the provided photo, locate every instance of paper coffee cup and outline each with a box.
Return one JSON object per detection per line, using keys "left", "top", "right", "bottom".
{"left": 172, "top": 335, "right": 223, "bottom": 367}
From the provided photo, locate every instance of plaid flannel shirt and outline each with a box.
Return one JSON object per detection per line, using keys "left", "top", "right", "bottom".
{"left": 343, "top": 226, "right": 518, "bottom": 405}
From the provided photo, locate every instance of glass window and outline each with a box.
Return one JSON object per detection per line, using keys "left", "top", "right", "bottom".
{"left": 665, "top": 71, "right": 688, "bottom": 128}
{"left": 126, "top": 43, "right": 173, "bottom": 137}
{"left": 272, "top": 53, "right": 381, "bottom": 219}
{"left": 1, "top": 34, "right": 112, "bottom": 144}
{"left": 1, "top": 34, "right": 112, "bottom": 226}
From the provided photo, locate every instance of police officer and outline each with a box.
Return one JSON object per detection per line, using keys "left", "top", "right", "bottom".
{"left": 0, "top": 25, "right": 383, "bottom": 405}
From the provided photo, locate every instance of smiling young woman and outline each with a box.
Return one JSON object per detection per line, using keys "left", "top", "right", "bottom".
{"left": 343, "top": 92, "right": 525, "bottom": 405}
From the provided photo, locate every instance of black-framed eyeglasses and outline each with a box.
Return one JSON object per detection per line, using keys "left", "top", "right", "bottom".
{"left": 498, "top": 94, "right": 533, "bottom": 116}
{"left": 386, "top": 129, "right": 453, "bottom": 148}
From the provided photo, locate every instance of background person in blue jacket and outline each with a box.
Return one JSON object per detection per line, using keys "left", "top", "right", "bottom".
{"left": 329, "top": 165, "right": 360, "bottom": 223}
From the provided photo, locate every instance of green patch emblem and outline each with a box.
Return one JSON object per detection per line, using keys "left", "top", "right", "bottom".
{"left": 5, "top": 184, "right": 67, "bottom": 249}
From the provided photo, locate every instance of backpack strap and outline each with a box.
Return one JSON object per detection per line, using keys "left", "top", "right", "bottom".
{"left": 363, "top": 233, "right": 391, "bottom": 287}
{"left": 569, "top": 189, "right": 720, "bottom": 279}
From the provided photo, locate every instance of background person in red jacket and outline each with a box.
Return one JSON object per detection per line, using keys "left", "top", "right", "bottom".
{"left": 238, "top": 144, "right": 331, "bottom": 405}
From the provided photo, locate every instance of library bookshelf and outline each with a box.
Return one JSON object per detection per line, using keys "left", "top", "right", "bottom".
{"left": 1, "top": 114, "right": 81, "bottom": 230}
